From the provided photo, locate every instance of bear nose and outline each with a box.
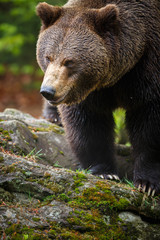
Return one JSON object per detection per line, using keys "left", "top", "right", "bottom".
{"left": 40, "top": 86, "right": 56, "bottom": 100}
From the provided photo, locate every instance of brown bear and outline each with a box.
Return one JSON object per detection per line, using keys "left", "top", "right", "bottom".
{"left": 36, "top": 0, "right": 160, "bottom": 196}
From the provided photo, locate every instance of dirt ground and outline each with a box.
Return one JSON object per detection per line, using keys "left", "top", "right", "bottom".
{"left": 0, "top": 73, "right": 43, "bottom": 118}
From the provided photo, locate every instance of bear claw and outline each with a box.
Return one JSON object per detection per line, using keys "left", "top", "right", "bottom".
{"left": 99, "top": 174, "right": 120, "bottom": 181}
{"left": 137, "top": 184, "right": 156, "bottom": 197}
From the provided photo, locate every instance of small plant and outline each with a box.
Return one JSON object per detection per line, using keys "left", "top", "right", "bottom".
{"left": 124, "top": 178, "right": 134, "bottom": 188}
{"left": 23, "top": 235, "right": 29, "bottom": 240}
{"left": 53, "top": 161, "right": 63, "bottom": 168}
{"left": 25, "top": 148, "right": 43, "bottom": 160}
{"left": 28, "top": 191, "right": 33, "bottom": 203}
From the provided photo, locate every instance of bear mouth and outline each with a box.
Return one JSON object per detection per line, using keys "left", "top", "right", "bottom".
{"left": 48, "top": 92, "right": 69, "bottom": 105}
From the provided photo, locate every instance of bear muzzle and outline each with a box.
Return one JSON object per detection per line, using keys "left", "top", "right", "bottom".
{"left": 40, "top": 85, "right": 69, "bottom": 105}
{"left": 40, "top": 86, "right": 56, "bottom": 101}
{"left": 40, "top": 84, "right": 71, "bottom": 105}
{"left": 40, "top": 62, "right": 75, "bottom": 105}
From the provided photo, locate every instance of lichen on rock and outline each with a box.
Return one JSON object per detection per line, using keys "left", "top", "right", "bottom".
{"left": 0, "top": 108, "right": 160, "bottom": 239}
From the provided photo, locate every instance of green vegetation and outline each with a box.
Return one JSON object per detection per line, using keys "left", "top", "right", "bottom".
{"left": 1, "top": 158, "right": 159, "bottom": 239}
{"left": 0, "top": 0, "right": 67, "bottom": 75}
{"left": 113, "top": 108, "right": 130, "bottom": 145}
{"left": 124, "top": 179, "right": 135, "bottom": 188}
{"left": 29, "top": 124, "right": 65, "bottom": 135}
{"left": 69, "top": 181, "right": 130, "bottom": 212}
{"left": 25, "top": 148, "right": 43, "bottom": 160}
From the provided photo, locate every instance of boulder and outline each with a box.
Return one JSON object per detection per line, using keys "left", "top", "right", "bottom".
{"left": 0, "top": 109, "right": 159, "bottom": 239}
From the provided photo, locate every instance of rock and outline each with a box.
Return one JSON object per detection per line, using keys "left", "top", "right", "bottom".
{"left": 119, "top": 212, "right": 160, "bottom": 240}
{"left": 0, "top": 108, "right": 133, "bottom": 176}
{"left": 0, "top": 108, "right": 160, "bottom": 239}
{"left": 0, "top": 108, "right": 76, "bottom": 169}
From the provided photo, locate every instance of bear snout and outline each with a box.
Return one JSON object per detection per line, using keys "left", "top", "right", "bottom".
{"left": 40, "top": 86, "right": 56, "bottom": 101}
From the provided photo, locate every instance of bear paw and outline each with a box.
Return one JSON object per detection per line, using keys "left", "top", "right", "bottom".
{"left": 134, "top": 159, "right": 160, "bottom": 196}
{"left": 89, "top": 164, "right": 119, "bottom": 181}
{"left": 89, "top": 164, "right": 120, "bottom": 181}
{"left": 45, "top": 112, "right": 62, "bottom": 125}
{"left": 134, "top": 179, "right": 160, "bottom": 197}
{"left": 43, "top": 105, "right": 62, "bottom": 126}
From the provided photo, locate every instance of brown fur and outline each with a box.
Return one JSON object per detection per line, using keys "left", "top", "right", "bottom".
{"left": 36, "top": 0, "right": 160, "bottom": 195}
{"left": 36, "top": 3, "right": 61, "bottom": 30}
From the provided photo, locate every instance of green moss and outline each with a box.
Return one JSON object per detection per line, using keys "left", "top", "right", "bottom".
{"left": 0, "top": 129, "right": 12, "bottom": 141}
{"left": 32, "top": 133, "right": 38, "bottom": 140}
{"left": 67, "top": 191, "right": 72, "bottom": 196}
{"left": 5, "top": 224, "right": 48, "bottom": 240}
{"left": 1, "top": 164, "right": 17, "bottom": 174}
{"left": 44, "top": 172, "right": 51, "bottom": 178}
{"left": 47, "top": 223, "right": 85, "bottom": 240}
{"left": 41, "top": 194, "right": 56, "bottom": 205}
{"left": 48, "top": 229, "right": 56, "bottom": 237}
{"left": 0, "top": 226, "right": 3, "bottom": 235}
{"left": 74, "top": 188, "right": 80, "bottom": 194}
{"left": 0, "top": 188, "right": 13, "bottom": 202}
{"left": 32, "top": 217, "right": 40, "bottom": 222}
{"left": 58, "top": 193, "right": 70, "bottom": 202}
{"left": 65, "top": 210, "right": 132, "bottom": 240}
{"left": 72, "top": 172, "right": 87, "bottom": 191}
{"left": 5, "top": 224, "right": 21, "bottom": 235}
{"left": 0, "top": 155, "right": 4, "bottom": 162}
{"left": 131, "top": 194, "right": 144, "bottom": 207}
{"left": 29, "top": 124, "right": 64, "bottom": 135}
{"left": 72, "top": 179, "right": 84, "bottom": 189}
{"left": 0, "top": 128, "right": 25, "bottom": 155}
{"left": 27, "top": 177, "right": 64, "bottom": 194}
{"left": 69, "top": 181, "right": 130, "bottom": 214}
{"left": 73, "top": 172, "right": 87, "bottom": 180}
{"left": 59, "top": 230, "right": 91, "bottom": 240}
{"left": 3, "top": 210, "right": 135, "bottom": 240}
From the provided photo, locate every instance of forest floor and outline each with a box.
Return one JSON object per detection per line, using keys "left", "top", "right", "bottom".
{"left": 0, "top": 73, "right": 43, "bottom": 118}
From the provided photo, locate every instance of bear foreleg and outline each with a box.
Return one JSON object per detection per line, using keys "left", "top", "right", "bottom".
{"left": 59, "top": 103, "right": 118, "bottom": 180}
{"left": 43, "top": 100, "right": 62, "bottom": 125}
{"left": 126, "top": 102, "right": 160, "bottom": 196}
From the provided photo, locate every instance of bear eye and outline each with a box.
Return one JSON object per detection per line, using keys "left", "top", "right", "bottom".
{"left": 63, "top": 60, "right": 75, "bottom": 68}
{"left": 46, "top": 56, "right": 51, "bottom": 63}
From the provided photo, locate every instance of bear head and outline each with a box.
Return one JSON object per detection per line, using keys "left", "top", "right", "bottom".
{"left": 36, "top": 2, "right": 120, "bottom": 105}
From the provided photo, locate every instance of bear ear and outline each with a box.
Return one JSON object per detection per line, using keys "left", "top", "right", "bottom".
{"left": 93, "top": 4, "right": 119, "bottom": 31}
{"left": 36, "top": 2, "right": 62, "bottom": 29}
